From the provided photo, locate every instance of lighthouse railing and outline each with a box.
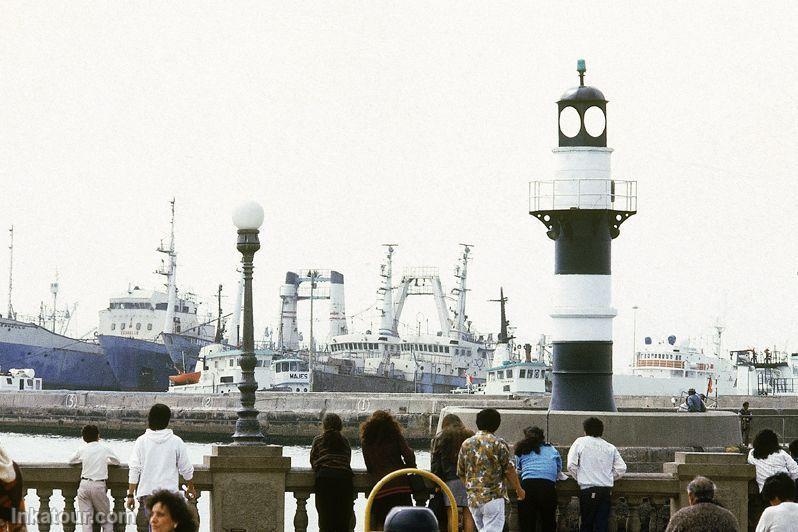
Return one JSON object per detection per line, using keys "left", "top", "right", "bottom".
{"left": 529, "top": 179, "right": 637, "bottom": 213}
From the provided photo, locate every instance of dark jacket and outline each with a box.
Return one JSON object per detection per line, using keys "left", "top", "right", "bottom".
{"left": 310, "top": 431, "right": 352, "bottom": 478}
{"left": 363, "top": 435, "right": 416, "bottom": 498}
{"left": 665, "top": 502, "right": 739, "bottom": 532}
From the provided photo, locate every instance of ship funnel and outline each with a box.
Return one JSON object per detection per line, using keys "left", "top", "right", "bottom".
{"left": 278, "top": 272, "right": 300, "bottom": 351}
{"left": 328, "top": 271, "right": 348, "bottom": 337}
{"left": 524, "top": 343, "right": 532, "bottom": 362}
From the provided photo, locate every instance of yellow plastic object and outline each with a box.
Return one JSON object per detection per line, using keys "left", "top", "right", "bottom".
{"left": 363, "top": 468, "right": 458, "bottom": 532}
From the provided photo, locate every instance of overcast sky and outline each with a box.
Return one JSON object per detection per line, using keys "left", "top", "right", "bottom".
{"left": 2, "top": 2, "right": 796, "bottom": 369}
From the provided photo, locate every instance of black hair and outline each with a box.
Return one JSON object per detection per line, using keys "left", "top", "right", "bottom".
{"left": 788, "top": 439, "right": 798, "bottom": 459}
{"left": 583, "top": 417, "right": 604, "bottom": 437}
{"left": 742, "top": 402, "right": 750, "bottom": 408}
{"left": 148, "top": 403, "right": 171, "bottom": 430}
{"left": 515, "top": 426, "right": 547, "bottom": 456}
{"left": 761, "top": 473, "right": 797, "bottom": 503}
{"left": 476, "top": 409, "right": 501, "bottom": 433}
{"left": 752, "top": 429, "right": 781, "bottom": 460}
{"left": 81, "top": 424, "right": 99, "bottom": 443}
{"left": 145, "top": 490, "right": 197, "bottom": 532}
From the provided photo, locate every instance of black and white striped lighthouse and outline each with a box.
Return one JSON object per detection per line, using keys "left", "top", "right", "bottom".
{"left": 530, "top": 60, "right": 637, "bottom": 411}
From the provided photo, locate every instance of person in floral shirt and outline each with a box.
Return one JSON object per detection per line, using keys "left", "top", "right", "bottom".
{"left": 457, "top": 409, "right": 525, "bottom": 532}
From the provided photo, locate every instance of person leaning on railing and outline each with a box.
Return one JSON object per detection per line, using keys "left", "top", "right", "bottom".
{"left": 310, "top": 413, "right": 354, "bottom": 532}
{"left": 361, "top": 410, "right": 417, "bottom": 531}
{"left": 747, "top": 429, "right": 798, "bottom": 493}
{"left": 430, "top": 414, "right": 474, "bottom": 532}
{"left": 0, "top": 445, "right": 25, "bottom": 532}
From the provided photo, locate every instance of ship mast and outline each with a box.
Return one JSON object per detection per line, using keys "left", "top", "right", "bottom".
{"left": 378, "top": 244, "right": 397, "bottom": 336}
{"left": 489, "top": 287, "right": 511, "bottom": 344}
{"left": 7, "top": 226, "right": 13, "bottom": 319}
{"left": 157, "top": 199, "right": 178, "bottom": 335}
{"left": 50, "top": 272, "right": 59, "bottom": 333}
{"left": 452, "top": 244, "right": 472, "bottom": 340}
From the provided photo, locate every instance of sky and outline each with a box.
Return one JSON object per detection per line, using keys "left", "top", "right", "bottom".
{"left": 1, "top": 2, "right": 797, "bottom": 370}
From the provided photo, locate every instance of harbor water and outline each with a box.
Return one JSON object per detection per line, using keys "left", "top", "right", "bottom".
{"left": 1, "top": 430, "right": 430, "bottom": 531}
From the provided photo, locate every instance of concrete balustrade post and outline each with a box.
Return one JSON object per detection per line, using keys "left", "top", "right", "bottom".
{"left": 61, "top": 486, "right": 78, "bottom": 532}
{"left": 292, "top": 491, "right": 310, "bottom": 532}
{"left": 663, "top": 452, "right": 755, "bottom": 529}
{"left": 36, "top": 487, "right": 54, "bottom": 532}
{"left": 205, "top": 444, "right": 291, "bottom": 531}
{"left": 109, "top": 487, "right": 128, "bottom": 532}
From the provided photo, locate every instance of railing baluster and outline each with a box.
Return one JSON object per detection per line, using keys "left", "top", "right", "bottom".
{"left": 36, "top": 487, "right": 54, "bottom": 532}
{"left": 110, "top": 487, "right": 128, "bottom": 532}
{"left": 608, "top": 498, "right": 619, "bottom": 532}
{"left": 627, "top": 501, "right": 642, "bottom": 532}
{"left": 293, "top": 490, "right": 310, "bottom": 532}
{"left": 62, "top": 486, "right": 78, "bottom": 532}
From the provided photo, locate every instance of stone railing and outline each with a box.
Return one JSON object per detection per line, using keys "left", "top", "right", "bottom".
{"left": 19, "top": 463, "right": 213, "bottom": 532}
{"left": 286, "top": 469, "right": 678, "bottom": 532}
{"left": 19, "top": 450, "right": 754, "bottom": 532}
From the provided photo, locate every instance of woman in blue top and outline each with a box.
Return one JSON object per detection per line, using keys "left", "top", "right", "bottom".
{"left": 515, "top": 426, "right": 562, "bottom": 532}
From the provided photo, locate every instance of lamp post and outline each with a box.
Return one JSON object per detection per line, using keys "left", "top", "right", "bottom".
{"left": 632, "top": 305, "right": 639, "bottom": 360}
{"left": 232, "top": 201, "right": 266, "bottom": 445}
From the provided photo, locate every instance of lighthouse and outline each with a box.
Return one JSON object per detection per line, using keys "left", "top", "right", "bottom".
{"left": 530, "top": 60, "right": 637, "bottom": 411}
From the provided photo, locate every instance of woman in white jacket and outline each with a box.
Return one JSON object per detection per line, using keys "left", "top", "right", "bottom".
{"left": 747, "top": 429, "right": 798, "bottom": 492}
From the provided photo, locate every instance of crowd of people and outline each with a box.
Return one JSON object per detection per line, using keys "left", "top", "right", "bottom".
{"left": 0, "top": 403, "right": 198, "bottom": 532}
{"left": 3, "top": 405, "right": 798, "bottom": 531}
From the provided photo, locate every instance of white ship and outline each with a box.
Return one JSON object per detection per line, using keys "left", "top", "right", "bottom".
{"left": 323, "top": 245, "right": 494, "bottom": 392}
{"left": 612, "top": 335, "right": 738, "bottom": 397}
{"left": 0, "top": 368, "right": 42, "bottom": 392}
{"left": 168, "top": 344, "right": 310, "bottom": 394}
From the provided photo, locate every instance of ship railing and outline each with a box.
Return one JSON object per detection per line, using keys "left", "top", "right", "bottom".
{"left": 19, "top": 464, "right": 681, "bottom": 532}
{"left": 529, "top": 179, "right": 638, "bottom": 213}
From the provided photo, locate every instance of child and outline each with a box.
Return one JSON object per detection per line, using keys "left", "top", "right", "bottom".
{"left": 69, "top": 424, "right": 120, "bottom": 532}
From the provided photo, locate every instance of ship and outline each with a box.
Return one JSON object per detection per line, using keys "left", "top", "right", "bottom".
{"left": 279, "top": 245, "right": 495, "bottom": 393}
{"left": 97, "top": 201, "right": 216, "bottom": 391}
{"left": 168, "top": 343, "right": 310, "bottom": 394}
{"left": 0, "top": 227, "right": 120, "bottom": 390}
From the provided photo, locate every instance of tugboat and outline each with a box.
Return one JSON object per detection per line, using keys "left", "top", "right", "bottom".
{"left": 168, "top": 343, "right": 310, "bottom": 394}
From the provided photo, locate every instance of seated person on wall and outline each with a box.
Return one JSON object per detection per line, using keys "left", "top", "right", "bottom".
{"left": 756, "top": 473, "right": 798, "bottom": 532}
{"left": 665, "top": 476, "right": 739, "bottom": 532}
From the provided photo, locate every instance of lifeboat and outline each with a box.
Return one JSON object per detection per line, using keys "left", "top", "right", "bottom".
{"left": 168, "top": 371, "right": 201, "bottom": 386}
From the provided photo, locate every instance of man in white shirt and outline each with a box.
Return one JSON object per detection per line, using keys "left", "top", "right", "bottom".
{"left": 125, "top": 404, "right": 196, "bottom": 529}
{"left": 69, "top": 424, "right": 121, "bottom": 532}
{"left": 756, "top": 472, "right": 798, "bottom": 531}
{"left": 567, "top": 417, "right": 627, "bottom": 532}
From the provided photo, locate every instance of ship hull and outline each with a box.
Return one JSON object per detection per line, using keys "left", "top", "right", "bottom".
{"left": 311, "top": 369, "right": 481, "bottom": 393}
{"left": 98, "top": 335, "right": 176, "bottom": 391}
{"left": 0, "top": 318, "right": 119, "bottom": 390}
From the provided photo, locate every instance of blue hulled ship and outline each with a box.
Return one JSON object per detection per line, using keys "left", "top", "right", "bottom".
{"left": 0, "top": 316, "right": 119, "bottom": 390}
{"left": 97, "top": 201, "right": 215, "bottom": 391}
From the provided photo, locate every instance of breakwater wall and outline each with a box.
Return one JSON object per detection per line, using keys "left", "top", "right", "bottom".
{"left": 1, "top": 390, "right": 796, "bottom": 445}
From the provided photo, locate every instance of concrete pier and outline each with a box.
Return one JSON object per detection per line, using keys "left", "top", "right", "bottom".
{"left": 1, "top": 390, "right": 795, "bottom": 444}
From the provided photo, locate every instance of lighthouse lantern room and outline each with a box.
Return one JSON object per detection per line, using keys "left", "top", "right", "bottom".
{"left": 529, "top": 60, "right": 637, "bottom": 412}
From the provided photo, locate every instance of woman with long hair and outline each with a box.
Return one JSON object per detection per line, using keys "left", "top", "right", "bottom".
{"left": 515, "top": 426, "right": 562, "bottom": 532}
{"left": 145, "top": 490, "right": 197, "bottom": 532}
{"left": 310, "top": 413, "right": 354, "bottom": 532}
{"left": 431, "top": 414, "right": 475, "bottom": 532}
{"left": 748, "top": 429, "right": 798, "bottom": 492}
{"left": 361, "top": 410, "right": 417, "bottom": 530}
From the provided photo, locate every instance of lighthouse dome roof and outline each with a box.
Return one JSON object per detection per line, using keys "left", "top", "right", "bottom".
{"left": 559, "top": 85, "right": 606, "bottom": 103}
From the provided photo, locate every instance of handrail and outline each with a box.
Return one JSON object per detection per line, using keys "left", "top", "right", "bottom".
{"left": 363, "top": 468, "right": 457, "bottom": 532}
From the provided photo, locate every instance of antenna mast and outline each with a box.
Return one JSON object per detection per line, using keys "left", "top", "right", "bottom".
{"left": 7, "top": 226, "right": 14, "bottom": 319}
{"left": 157, "top": 199, "right": 178, "bottom": 335}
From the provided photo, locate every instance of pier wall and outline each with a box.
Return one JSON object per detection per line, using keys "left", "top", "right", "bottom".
{"left": 1, "top": 390, "right": 796, "bottom": 445}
